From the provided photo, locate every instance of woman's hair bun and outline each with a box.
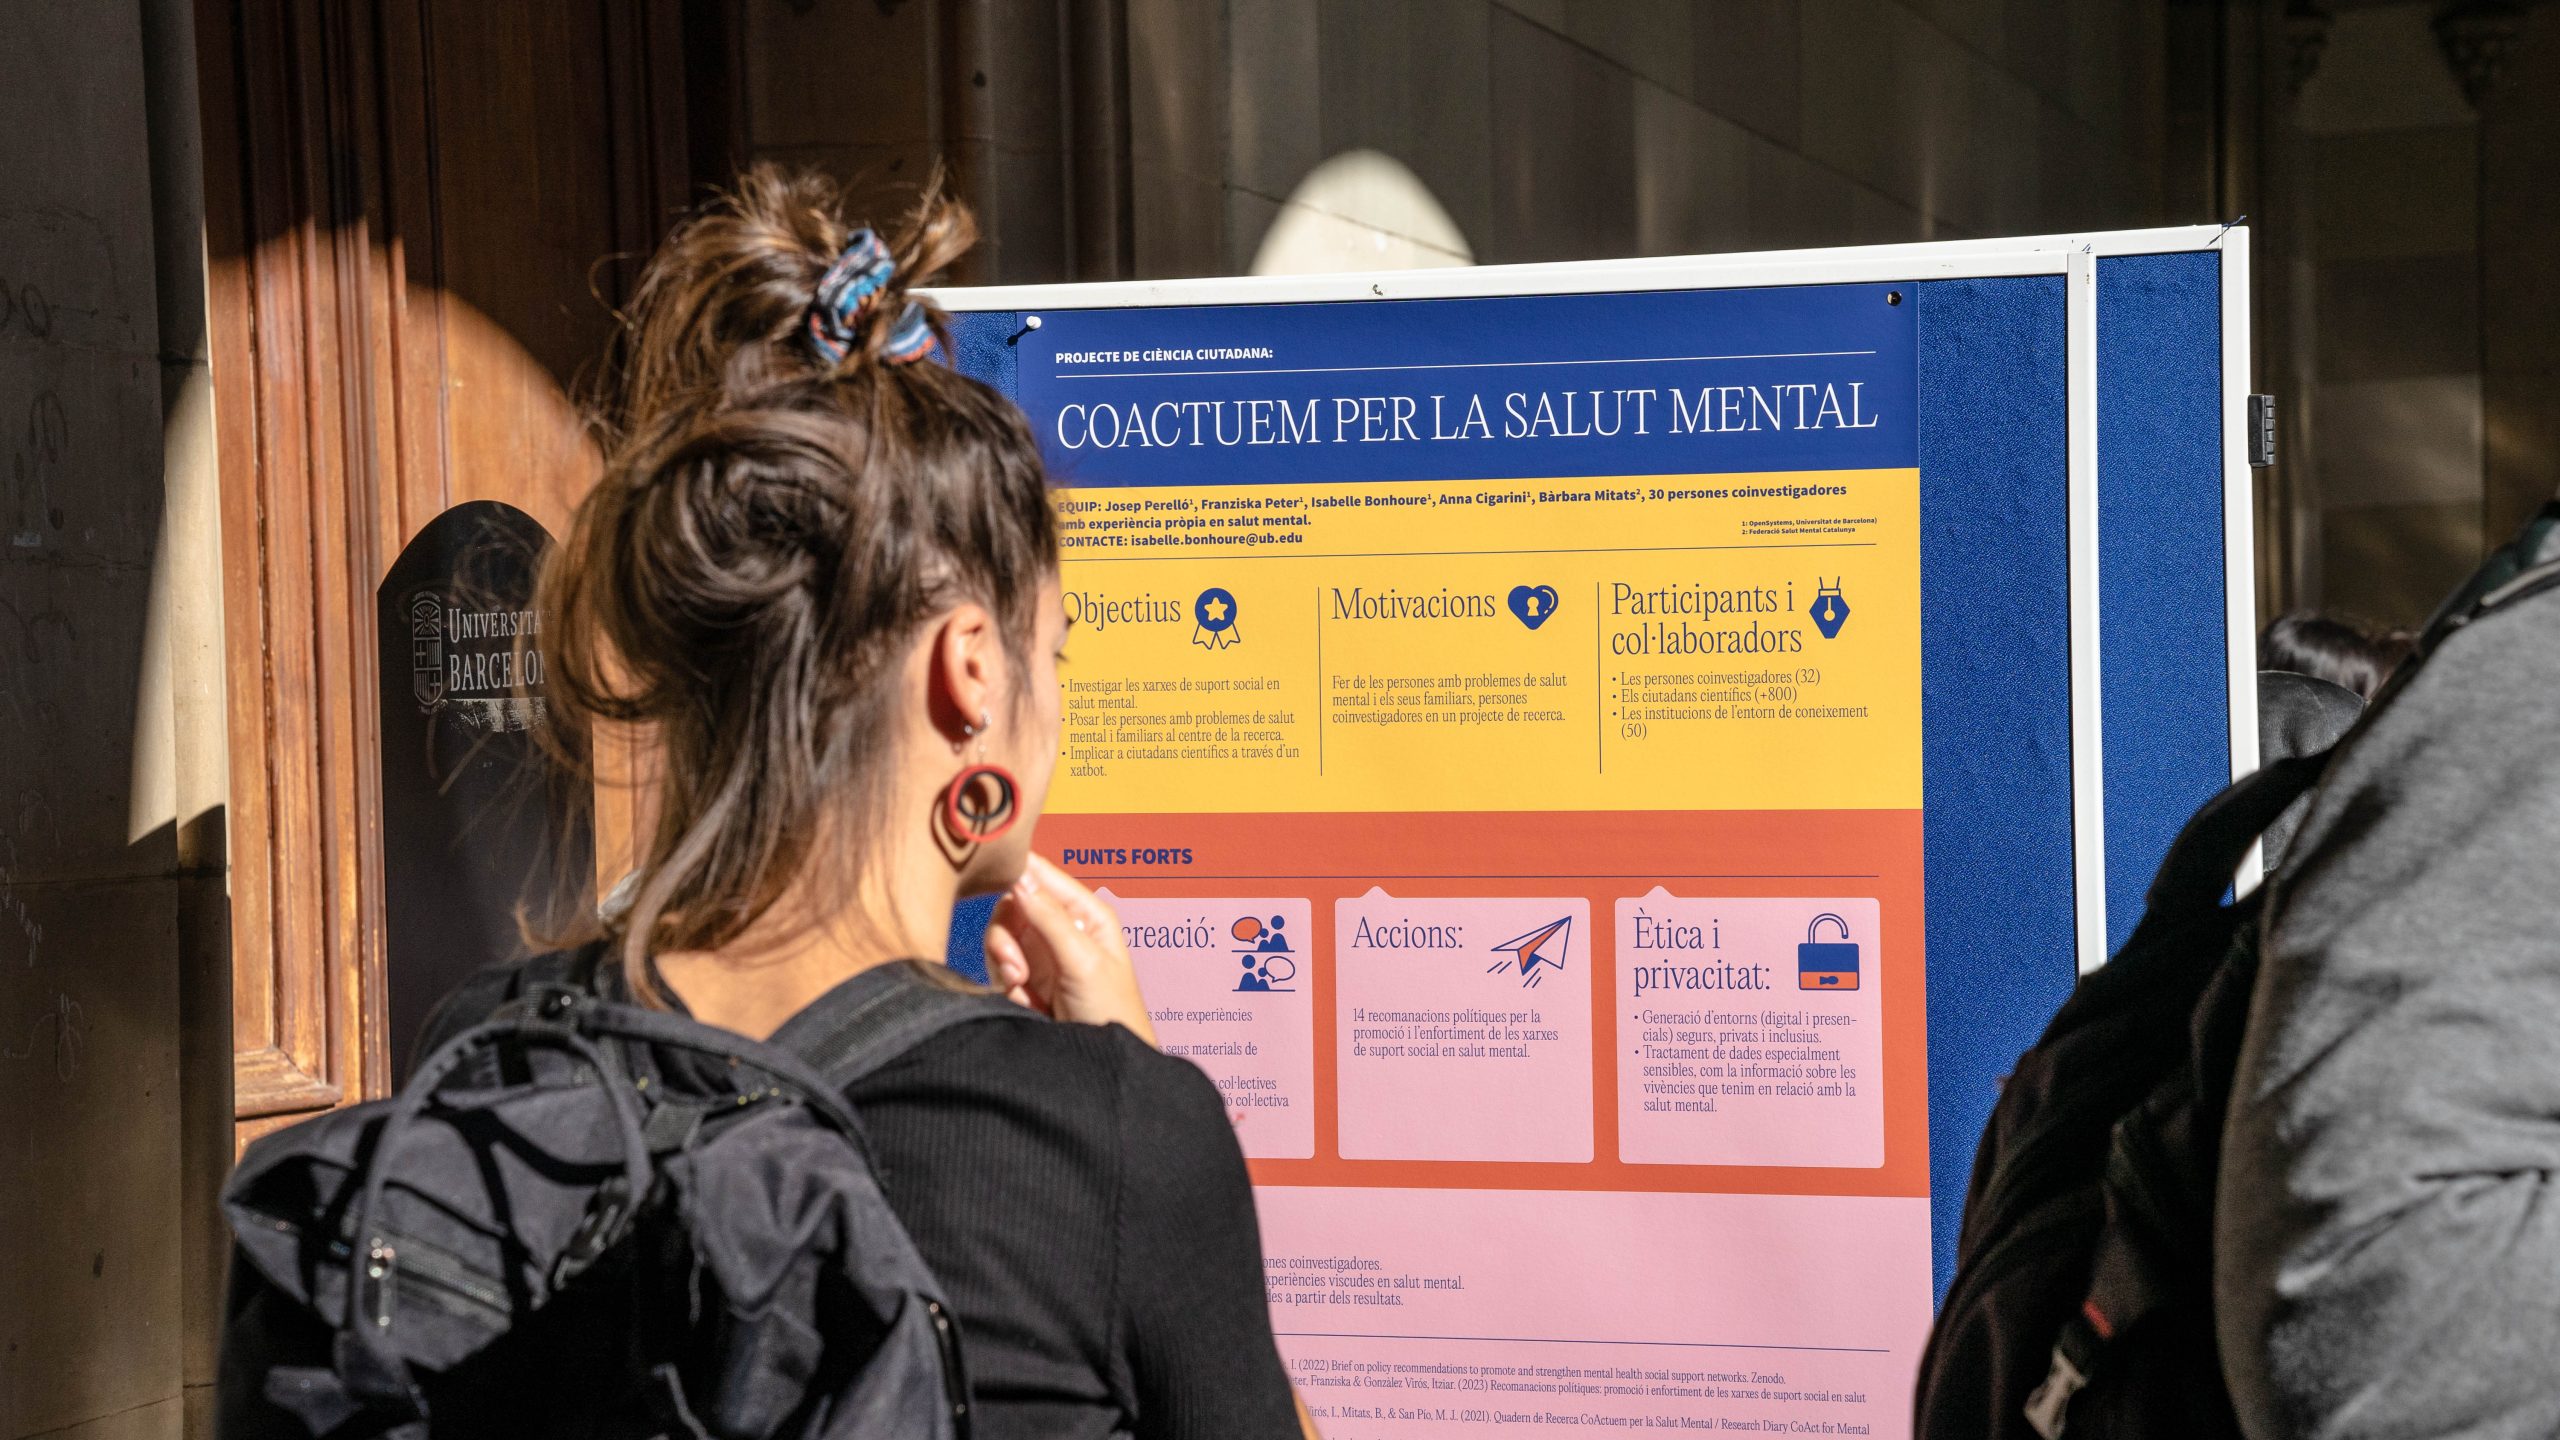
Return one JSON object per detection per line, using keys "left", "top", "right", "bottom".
{"left": 608, "top": 164, "right": 976, "bottom": 429}
{"left": 538, "top": 164, "right": 1050, "bottom": 1001}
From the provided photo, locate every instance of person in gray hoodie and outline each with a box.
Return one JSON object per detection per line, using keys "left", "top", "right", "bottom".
{"left": 2219, "top": 518, "right": 2560, "bottom": 1439}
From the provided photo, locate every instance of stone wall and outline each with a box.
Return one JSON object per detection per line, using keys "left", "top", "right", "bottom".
{"left": 736, "top": 0, "right": 2176, "bottom": 279}
{"left": 2482, "top": 8, "right": 2560, "bottom": 592}
{"left": 1182, "top": 0, "right": 2172, "bottom": 276}
{"left": 0, "top": 0, "right": 225, "bottom": 1435}
{"left": 2292, "top": 1, "right": 2487, "bottom": 628}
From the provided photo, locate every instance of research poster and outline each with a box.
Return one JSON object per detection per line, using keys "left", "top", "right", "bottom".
{"left": 1023, "top": 282, "right": 1929, "bottom": 1438}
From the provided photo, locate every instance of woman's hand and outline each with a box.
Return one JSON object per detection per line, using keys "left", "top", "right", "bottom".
{"left": 984, "top": 853, "right": 1157, "bottom": 1045}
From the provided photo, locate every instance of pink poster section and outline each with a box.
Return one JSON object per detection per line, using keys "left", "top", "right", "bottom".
{"left": 1264, "top": 1186, "right": 1932, "bottom": 1437}
{"left": 1095, "top": 861, "right": 1930, "bottom": 1438}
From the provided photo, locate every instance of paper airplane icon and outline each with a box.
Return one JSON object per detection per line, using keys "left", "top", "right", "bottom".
{"left": 1488, "top": 917, "right": 1573, "bottom": 989}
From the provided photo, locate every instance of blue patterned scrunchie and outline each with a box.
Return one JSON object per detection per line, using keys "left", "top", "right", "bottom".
{"left": 805, "top": 228, "right": 937, "bottom": 366}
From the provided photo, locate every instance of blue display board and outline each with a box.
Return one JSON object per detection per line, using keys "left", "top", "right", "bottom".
{"left": 938, "top": 229, "right": 2252, "bottom": 1310}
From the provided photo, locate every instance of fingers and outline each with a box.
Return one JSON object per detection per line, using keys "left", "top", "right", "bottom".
{"left": 983, "top": 918, "right": 1031, "bottom": 993}
{"left": 1022, "top": 853, "right": 1122, "bottom": 947}
{"left": 989, "top": 854, "right": 1157, "bottom": 1044}
{"left": 985, "top": 900, "right": 1058, "bottom": 1016}
{"left": 1004, "top": 864, "right": 1093, "bottom": 967}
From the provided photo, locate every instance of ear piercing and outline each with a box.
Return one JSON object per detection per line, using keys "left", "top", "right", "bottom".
{"left": 944, "top": 763, "right": 1022, "bottom": 843}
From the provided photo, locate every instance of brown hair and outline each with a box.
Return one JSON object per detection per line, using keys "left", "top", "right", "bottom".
{"left": 2258, "top": 611, "right": 2412, "bottom": 701}
{"left": 539, "top": 164, "right": 1056, "bottom": 1002}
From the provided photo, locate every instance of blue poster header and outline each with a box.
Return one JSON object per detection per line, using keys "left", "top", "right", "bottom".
{"left": 1012, "top": 282, "right": 1917, "bottom": 488}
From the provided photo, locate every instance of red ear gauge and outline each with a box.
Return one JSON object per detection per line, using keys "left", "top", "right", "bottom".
{"left": 943, "top": 764, "right": 1021, "bottom": 843}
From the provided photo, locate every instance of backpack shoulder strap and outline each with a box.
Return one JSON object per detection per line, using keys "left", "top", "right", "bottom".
{"left": 2141, "top": 751, "right": 2330, "bottom": 919}
{"left": 767, "top": 965, "right": 1030, "bottom": 1092}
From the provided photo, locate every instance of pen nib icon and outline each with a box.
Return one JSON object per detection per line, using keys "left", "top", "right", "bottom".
{"left": 1488, "top": 917, "right": 1573, "bottom": 990}
{"left": 1808, "top": 580, "right": 1850, "bottom": 640}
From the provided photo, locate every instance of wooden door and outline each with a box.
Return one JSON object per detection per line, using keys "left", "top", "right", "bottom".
{"left": 196, "top": 0, "right": 699, "bottom": 1135}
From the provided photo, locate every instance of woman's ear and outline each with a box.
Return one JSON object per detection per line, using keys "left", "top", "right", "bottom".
{"left": 927, "top": 601, "right": 1004, "bottom": 742}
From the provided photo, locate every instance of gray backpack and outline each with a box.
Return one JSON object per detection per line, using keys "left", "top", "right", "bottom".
{"left": 218, "top": 947, "right": 1019, "bottom": 1439}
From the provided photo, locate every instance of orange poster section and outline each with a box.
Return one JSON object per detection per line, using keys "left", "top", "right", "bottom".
{"left": 1048, "top": 808, "right": 1928, "bottom": 1200}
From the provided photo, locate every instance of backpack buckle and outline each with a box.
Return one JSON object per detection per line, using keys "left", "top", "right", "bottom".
{"left": 2023, "top": 1301, "right": 2110, "bottom": 1439}
{"left": 549, "top": 1176, "right": 633, "bottom": 1293}
{"left": 2023, "top": 1343, "right": 2087, "bottom": 1439}
{"left": 522, "top": 983, "right": 585, "bottom": 1026}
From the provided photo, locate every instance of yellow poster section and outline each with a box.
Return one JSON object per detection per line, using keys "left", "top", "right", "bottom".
{"left": 1051, "top": 468, "right": 1919, "bottom": 815}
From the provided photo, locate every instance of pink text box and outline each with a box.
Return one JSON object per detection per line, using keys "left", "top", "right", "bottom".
{"left": 1335, "top": 890, "right": 1592, "bottom": 1163}
{"left": 1106, "top": 891, "right": 1315, "bottom": 1159}
{"left": 1616, "top": 892, "right": 1884, "bottom": 1168}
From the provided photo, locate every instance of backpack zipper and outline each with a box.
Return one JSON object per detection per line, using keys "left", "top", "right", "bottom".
{"left": 925, "top": 1298, "right": 973, "bottom": 1436}
{"left": 328, "top": 1229, "right": 511, "bottom": 1325}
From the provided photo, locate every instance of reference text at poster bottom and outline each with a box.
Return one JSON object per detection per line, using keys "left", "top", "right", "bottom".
{"left": 1261, "top": 1188, "right": 1932, "bottom": 1438}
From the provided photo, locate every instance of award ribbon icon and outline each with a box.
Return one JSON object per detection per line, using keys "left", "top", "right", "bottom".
{"left": 1193, "top": 587, "right": 1242, "bottom": 650}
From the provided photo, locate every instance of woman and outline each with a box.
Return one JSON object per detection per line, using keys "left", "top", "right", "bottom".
{"left": 517, "top": 166, "right": 1305, "bottom": 1439}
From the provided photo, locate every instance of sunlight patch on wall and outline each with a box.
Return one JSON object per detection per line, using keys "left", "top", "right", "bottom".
{"left": 1251, "top": 150, "right": 1473, "bottom": 276}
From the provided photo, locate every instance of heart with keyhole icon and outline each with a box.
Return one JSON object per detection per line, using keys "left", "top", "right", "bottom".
{"left": 1508, "top": 584, "right": 1559, "bottom": 631}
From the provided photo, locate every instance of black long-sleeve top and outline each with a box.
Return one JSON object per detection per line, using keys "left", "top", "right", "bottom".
{"left": 826, "top": 967, "right": 1300, "bottom": 1439}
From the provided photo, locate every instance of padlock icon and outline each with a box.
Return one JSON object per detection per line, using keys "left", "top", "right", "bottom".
{"left": 1797, "top": 913, "right": 1860, "bottom": 991}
